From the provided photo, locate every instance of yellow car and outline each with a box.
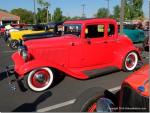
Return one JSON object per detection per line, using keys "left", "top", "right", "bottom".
{"left": 8, "top": 24, "right": 47, "bottom": 49}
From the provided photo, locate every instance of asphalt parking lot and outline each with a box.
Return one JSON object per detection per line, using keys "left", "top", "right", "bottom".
{"left": 0, "top": 37, "right": 149, "bottom": 112}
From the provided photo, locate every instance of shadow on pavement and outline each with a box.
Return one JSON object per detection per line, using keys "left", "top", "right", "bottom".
{"left": 0, "top": 71, "right": 7, "bottom": 81}
{"left": 0, "top": 69, "right": 14, "bottom": 82}
{"left": 50, "top": 71, "right": 66, "bottom": 89}
{"left": 12, "top": 91, "right": 52, "bottom": 112}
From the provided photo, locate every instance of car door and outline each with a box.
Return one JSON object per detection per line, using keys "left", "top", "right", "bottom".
{"left": 64, "top": 24, "right": 84, "bottom": 68}
{"left": 82, "top": 23, "right": 113, "bottom": 67}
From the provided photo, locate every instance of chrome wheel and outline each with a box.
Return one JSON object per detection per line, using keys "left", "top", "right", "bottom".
{"left": 125, "top": 52, "right": 138, "bottom": 71}
{"left": 27, "top": 67, "right": 53, "bottom": 92}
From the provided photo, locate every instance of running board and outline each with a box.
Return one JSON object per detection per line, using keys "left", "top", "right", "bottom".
{"left": 83, "top": 67, "right": 118, "bottom": 78}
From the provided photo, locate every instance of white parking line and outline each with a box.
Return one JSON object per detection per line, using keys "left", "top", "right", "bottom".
{"left": 37, "top": 99, "right": 76, "bottom": 112}
{"left": 108, "top": 86, "right": 121, "bottom": 92}
{"left": 37, "top": 86, "right": 121, "bottom": 112}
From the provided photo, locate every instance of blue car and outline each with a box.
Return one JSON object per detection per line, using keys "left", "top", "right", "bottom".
{"left": 123, "top": 24, "right": 145, "bottom": 43}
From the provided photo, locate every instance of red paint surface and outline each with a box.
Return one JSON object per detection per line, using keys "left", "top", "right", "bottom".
{"left": 12, "top": 18, "right": 141, "bottom": 79}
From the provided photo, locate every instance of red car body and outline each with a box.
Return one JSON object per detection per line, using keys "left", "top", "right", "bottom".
{"left": 121, "top": 64, "right": 149, "bottom": 97}
{"left": 12, "top": 18, "right": 142, "bottom": 91}
{"left": 118, "top": 64, "right": 149, "bottom": 112}
{"left": 73, "top": 65, "right": 149, "bottom": 112}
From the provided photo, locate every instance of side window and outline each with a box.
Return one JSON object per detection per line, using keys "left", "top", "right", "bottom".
{"left": 63, "top": 24, "right": 81, "bottom": 37}
{"left": 85, "top": 24, "right": 104, "bottom": 38}
{"left": 108, "top": 24, "right": 115, "bottom": 36}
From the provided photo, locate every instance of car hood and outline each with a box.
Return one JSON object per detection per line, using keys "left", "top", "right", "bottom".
{"left": 122, "top": 65, "right": 149, "bottom": 97}
{"left": 24, "top": 35, "right": 73, "bottom": 49}
{"left": 23, "top": 32, "right": 57, "bottom": 41}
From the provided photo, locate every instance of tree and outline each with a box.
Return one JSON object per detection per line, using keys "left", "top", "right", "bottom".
{"left": 11, "top": 8, "right": 34, "bottom": 23}
{"left": 95, "top": 8, "right": 109, "bottom": 18}
{"left": 36, "top": 0, "right": 50, "bottom": 23}
{"left": 62, "top": 16, "right": 71, "bottom": 21}
{"left": 52, "top": 8, "right": 63, "bottom": 22}
{"left": 111, "top": 0, "right": 144, "bottom": 21}
{"left": 132, "top": 0, "right": 144, "bottom": 19}
{"left": 124, "top": 0, "right": 144, "bottom": 20}
{"left": 71, "top": 16, "right": 82, "bottom": 20}
{"left": 0, "top": 9, "right": 8, "bottom": 12}
{"left": 113, "top": 5, "right": 120, "bottom": 20}
{"left": 37, "top": 8, "right": 47, "bottom": 23}
{"left": 37, "top": 0, "right": 50, "bottom": 8}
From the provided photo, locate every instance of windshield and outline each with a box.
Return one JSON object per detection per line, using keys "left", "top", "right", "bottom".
{"left": 63, "top": 24, "right": 82, "bottom": 37}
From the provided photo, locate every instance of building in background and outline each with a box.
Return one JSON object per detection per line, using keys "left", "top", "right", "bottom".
{"left": 0, "top": 11, "right": 20, "bottom": 25}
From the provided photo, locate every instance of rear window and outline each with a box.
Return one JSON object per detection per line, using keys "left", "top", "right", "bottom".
{"left": 85, "top": 24, "right": 104, "bottom": 38}
{"left": 108, "top": 24, "right": 115, "bottom": 36}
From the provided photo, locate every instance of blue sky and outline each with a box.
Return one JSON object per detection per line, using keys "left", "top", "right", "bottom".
{"left": 0, "top": 0, "right": 149, "bottom": 18}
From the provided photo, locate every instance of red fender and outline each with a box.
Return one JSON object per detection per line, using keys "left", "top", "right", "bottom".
{"left": 113, "top": 45, "right": 142, "bottom": 69}
{"left": 12, "top": 52, "right": 88, "bottom": 79}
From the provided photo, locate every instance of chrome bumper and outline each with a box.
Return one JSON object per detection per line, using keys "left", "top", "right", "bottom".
{"left": 5, "top": 66, "right": 27, "bottom": 92}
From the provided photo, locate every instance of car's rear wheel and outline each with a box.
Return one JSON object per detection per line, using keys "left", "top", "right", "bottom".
{"left": 123, "top": 51, "right": 138, "bottom": 71}
{"left": 72, "top": 87, "right": 114, "bottom": 112}
{"left": 9, "top": 40, "right": 19, "bottom": 49}
{"left": 27, "top": 67, "right": 54, "bottom": 92}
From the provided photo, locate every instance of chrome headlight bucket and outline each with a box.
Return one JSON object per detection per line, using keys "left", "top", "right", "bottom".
{"left": 21, "top": 50, "right": 28, "bottom": 61}
{"left": 18, "top": 45, "right": 26, "bottom": 55}
{"left": 18, "top": 45, "right": 29, "bottom": 61}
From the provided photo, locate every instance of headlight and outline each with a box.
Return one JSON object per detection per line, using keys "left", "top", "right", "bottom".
{"left": 18, "top": 45, "right": 30, "bottom": 62}
{"left": 21, "top": 50, "right": 28, "bottom": 61}
{"left": 18, "top": 46, "right": 25, "bottom": 55}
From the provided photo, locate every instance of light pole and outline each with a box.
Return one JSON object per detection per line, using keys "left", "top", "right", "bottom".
{"left": 149, "top": 0, "right": 150, "bottom": 40}
{"left": 46, "top": 6, "right": 49, "bottom": 23}
{"left": 106, "top": 0, "right": 110, "bottom": 17}
{"left": 81, "top": 4, "right": 86, "bottom": 18}
{"left": 120, "top": 0, "right": 125, "bottom": 34}
{"left": 33, "top": 0, "right": 37, "bottom": 24}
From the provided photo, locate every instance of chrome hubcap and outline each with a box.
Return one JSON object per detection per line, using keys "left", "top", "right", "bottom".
{"left": 11, "top": 41, "right": 17, "bottom": 47}
{"left": 35, "top": 74, "right": 46, "bottom": 83}
{"left": 126, "top": 54, "right": 135, "bottom": 68}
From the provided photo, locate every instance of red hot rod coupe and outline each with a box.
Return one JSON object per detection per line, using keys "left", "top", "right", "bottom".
{"left": 11, "top": 18, "right": 142, "bottom": 92}
{"left": 72, "top": 64, "right": 149, "bottom": 112}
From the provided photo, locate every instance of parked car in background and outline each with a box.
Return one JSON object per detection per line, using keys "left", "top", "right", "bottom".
{"left": 7, "top": 24, "right": 48, "bottom": 49}
{"left": 121, "top": 24, "right": 145, "bottom": 43}
{"left": 11, "top": 18, "right": 142, "bottom": 92}
{"left": 73, "top": 64, "right": 149, "bottom": 112}
{"left": 3, "top": 25, "right": 20, "bottom": 41}
{"left": 11, "top": 23, "right": 28, "bottom": 30}
{"left": 22, "top": 22, "right": 63, "bottom": 41}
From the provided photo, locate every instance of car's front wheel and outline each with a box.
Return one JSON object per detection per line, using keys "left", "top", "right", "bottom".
{"left": 27, "top": 67, "right": 54, "bottom": 92}
{"left": 122, "top": 51, "right": 138, "bottom": 71}
{"left": 9, "top": 40, "right": 19, "bottom": 49}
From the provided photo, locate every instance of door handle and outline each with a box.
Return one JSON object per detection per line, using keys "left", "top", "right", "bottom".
{"left": 70, "top": 42, "right": 75, "bottom": 46}
{"left": 104, "top": 41, "right": 108, "bottom": 44}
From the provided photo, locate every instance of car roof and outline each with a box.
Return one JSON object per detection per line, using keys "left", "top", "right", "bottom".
{"left": 64, "top": 18, "right": 116, "bottom": 24}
